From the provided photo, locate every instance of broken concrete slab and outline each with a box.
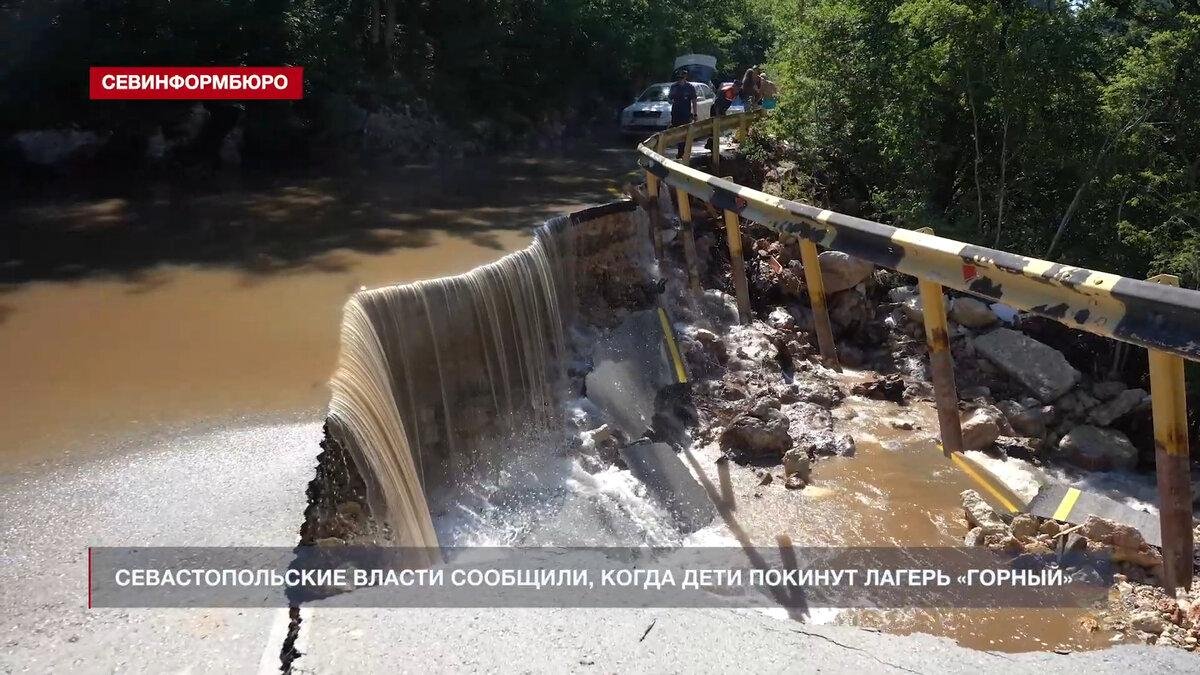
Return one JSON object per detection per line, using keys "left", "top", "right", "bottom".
{"left": 974, "top": 328, "right": 1080, "bottom": 402}
{"left": 619, "top": 441, "right": 716, "bottom": 534}
{"left": 585, "top": 308, "right": 687, "bottom": 439}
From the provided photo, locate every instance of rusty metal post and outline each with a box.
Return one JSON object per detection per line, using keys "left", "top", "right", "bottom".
{"left": 797, "top": 237, "right": 840, "bottom": 370}
{"left": 675, "top": 125, "right": 702, "bottom": 298}
{"left": 914, "top": 229, "right": 963, "bottom": 455}
{"left": 710, "top": 117, "right": 721, "bottom": 173}
{"left": 1146, "top": 273, "right": 1193, "bottom": 591}
{"left": 644, "top": 134, "right": 670, "bottom": 260}
{"left": 722, "top": 209, "right": 751, "bottom": 323}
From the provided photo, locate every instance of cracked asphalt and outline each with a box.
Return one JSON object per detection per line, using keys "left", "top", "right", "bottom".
{"left": 294, "top": 605, "right": 1199, "bottom": 673}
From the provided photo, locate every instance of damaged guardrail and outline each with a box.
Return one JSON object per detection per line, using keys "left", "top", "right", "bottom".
{"left": 636, "top": 109, "right": 1197, "bottom": 591}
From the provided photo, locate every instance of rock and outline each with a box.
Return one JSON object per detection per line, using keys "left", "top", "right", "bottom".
{"left": 784, "top": 474, "right": 808, "bottom": 490}
{"left": 316, "top": 537, "right": 346, "bottom": 547}
{"left": 961, "top": 489, "right": 1007, "bottom": 534}
{"left": 1131, "top": 610, "right": 1167, "bottom": 634}
{"left": 783, "top": 339, "right": 814, "bottom": 362}
{"left": 851, "top": 375, "right": 906, "bottom": 403}
{"left": 828, "top": 290, "right": 872, "bottom": 333}
{"left": 1011, "top": 514, "right": 1039, "bottom": 539}
{"left": 782, "top": 448, "right": 812, "bottom": 481}
{"left": 1058, "top": 425, "right": 1139, "bottom": 470}
{"left": 1039, "top": 520, "right": 1061, "bottom": 537}
{"left": 994, "top": 436, "right": 1039, "bottom": 460}
{"left": 788, "top": 379, "right": 845, "bottom": 407}
{"left": 582, "top": 424, "right": 614, "bottom": 446}
{"left": 719, "top": 407, "right": 793, "bottom": 462}
{"left": 729, "top": 327, "right": 782, "bottom": 372}
{"left": 1078, "top": 515, "right": 1117, "bottom": 542}
{"left": 786, "top": 402, "right": 857, "bottom": 457}
{"left": 959, "top": 385, "right": 991, "bottom": 400}
{"left": 974, "top": 328, "right": 1081, "bottom": 402}
{"left": 997, "top": 400, "right": 1049, "bottom": 437}
{"left": 818, "top": 251, "right": 874, "bottom": 294}
{"left": 899, "top": 296, "right": 925, "bottom": 323}
{"left": 964, "top": 527, "right": 985, "bottom": 546}
{"left": 887, "top": 418, "right": 915, "bottom": 430}
{"left": 960, "top": 407, "right": 1003, "bottom": 451}
{"left": 767, "top": 307, "right": 795, "bottom": 331}
{"left": 950, "top": 297, "right": 999, "bottom": 328}
{"left": 837, "top": 343, "right": 866, "bottom": 368}
{"left": 1092, "top": 381, "right": 1127, "bottom": 400}
{"left": 337, "top": 501, "right": 364, "bottom": 520}
{"left": 1088, "top": 388, "right": 1148, "bottom": 426}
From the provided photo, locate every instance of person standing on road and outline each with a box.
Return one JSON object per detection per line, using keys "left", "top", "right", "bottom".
{"left": 668, "top": 68, "right": 698, "bottom": 156}
{"left": 669, "top": 68, "right": 697, "bottom": 127}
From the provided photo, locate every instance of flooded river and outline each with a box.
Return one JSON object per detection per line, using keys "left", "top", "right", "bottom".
{"left": 0, "top": 144, "right": 640, "bottom": 470}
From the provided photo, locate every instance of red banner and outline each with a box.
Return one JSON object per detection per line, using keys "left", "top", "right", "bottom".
{"left": 89, "top": 66, "right": 303, "bottom": 100}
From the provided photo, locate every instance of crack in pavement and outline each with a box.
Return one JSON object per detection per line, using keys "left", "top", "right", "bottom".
{"left": 789, "top": 628, "right": 925, "bottom": 675}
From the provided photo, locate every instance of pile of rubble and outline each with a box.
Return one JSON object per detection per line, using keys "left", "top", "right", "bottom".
{"left": 959, "top": 487, "right": 1200, "bottom": 650}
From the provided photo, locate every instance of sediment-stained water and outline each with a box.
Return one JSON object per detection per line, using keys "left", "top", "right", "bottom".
{"left": 0, "top": 145, "right": 638, "bottom": 470}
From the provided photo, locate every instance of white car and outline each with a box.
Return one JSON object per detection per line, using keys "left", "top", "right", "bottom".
{"left": 619, "top": 81, "right": 716, "bottom": 137}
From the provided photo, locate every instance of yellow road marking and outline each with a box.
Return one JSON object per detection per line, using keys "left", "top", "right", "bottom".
{"left": 1053, "top": 487, "right": 1081, "bottom": 521}
{"left": 658, "top": 307, "right": 688, "bottom": 384}
{"left": 948, "top": 451, "right": 1020, "bottom": 514}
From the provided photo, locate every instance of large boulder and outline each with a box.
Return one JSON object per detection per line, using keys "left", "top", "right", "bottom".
{"left": 960, "top": 407, "right": 1003, "bottom": 450}
{"left": 818, "top": 251, "right": 873, "bottom": 294}
{"left": 949, "top": 297, "right": 998, "bottom": 329}
{"left": 1058, "top": 425, "right": 1138, "bottom": 470}
{"left": 719, "top": 405, "right": 793, "bottom": 462}
{"left": 828, "top": 289, "right": 872, "bottom": 333}
{"left": 973, "top": 328, "right": 1081, "bottom": 402}
{"left": 961, "top": 489, "right": 1007, "bottom": 534}
{"left": 1087, "top": 388, "right": 1148, "bottom": 426}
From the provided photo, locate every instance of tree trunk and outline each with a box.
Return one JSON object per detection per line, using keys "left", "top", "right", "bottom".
{"left": 965, "top": 69, "right": 985, "bottom": 235}
{"left": 383, "top": 0, "right": 397, "bottom": 66}
{"left": 368, "top": 0, "right": 380, "bottom": 44}
{"left": 994, "top": 115, "right": 1009, "bottom": 248}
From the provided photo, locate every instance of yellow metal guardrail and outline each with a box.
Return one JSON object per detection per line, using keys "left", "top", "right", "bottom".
{"left": 636, "top": 109, "right": 1196, "bottom": 590}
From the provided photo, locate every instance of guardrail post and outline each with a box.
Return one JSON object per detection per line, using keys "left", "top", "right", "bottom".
{"left": 1146, "top": 273, "right": 1193, "bottom": 591}
{"left": 711, "top": 118, "right": 721, "bottom": 173}
{"left": 722, "top": 209, "right": 751, "bottom": 323}
{"left": 675, "top": 125, "right": 702, "bottom": 298}
{"left": 645, "top": 134, "right": 668, "bottom": 260}
{"left": 797, "top": 237, "right": 840, "bottom": 370}
{"left": 914, "top": 227, "right": 963, "bottom": 455}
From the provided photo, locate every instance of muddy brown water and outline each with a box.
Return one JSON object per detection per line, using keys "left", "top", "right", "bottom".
{"left": 0, "top": 144, "right": 640, "bottom": 470}
{"left": 2, "top": 144, "right": 1125, "bottom": 655}
{"left": 686, "top": 367, "right": 1121, "bottom": 652}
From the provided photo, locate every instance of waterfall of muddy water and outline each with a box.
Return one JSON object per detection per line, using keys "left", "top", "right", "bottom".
{"left": 325, "top": 204, "right": 650, "bottom": 547}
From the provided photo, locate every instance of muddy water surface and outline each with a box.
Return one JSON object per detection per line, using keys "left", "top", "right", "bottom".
{"left": 1, "top": 145, "right": 639, "bottom": 469}
{"left": 687, "top": 367, "right": 1120, "bottom": 652}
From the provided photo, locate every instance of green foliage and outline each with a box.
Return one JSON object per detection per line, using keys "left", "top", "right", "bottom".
{"left": 0, "top": 0, "right": 773, "bottom": 141}
{"left": 760, "top": 0, "right": 1200, "bottom": 285}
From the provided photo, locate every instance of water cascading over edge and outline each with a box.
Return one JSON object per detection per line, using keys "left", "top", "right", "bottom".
{"left": 325, "top": 216, "right": 582, "bottom": 547}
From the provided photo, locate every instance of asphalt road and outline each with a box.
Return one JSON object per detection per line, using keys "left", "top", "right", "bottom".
{"left": 294, "top": 605, "right": 1199, "bottom": 673}
{"left": 2, "top": 414, "right": 1198, "bottom": 673}
{"left": 0, "top": 416, "right": 320, "bottom": 673}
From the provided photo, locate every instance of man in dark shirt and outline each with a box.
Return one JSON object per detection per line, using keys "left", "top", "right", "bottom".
{"left": 668, "top": 69, "right": 697, "bottom": 127}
